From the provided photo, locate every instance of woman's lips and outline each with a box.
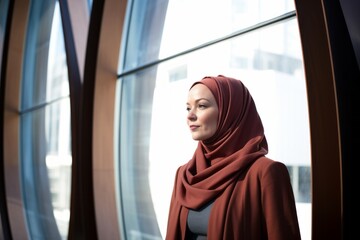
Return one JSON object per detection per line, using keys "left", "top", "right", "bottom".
{"left": 189, "top": 125, "right": 199, "bottom": 131}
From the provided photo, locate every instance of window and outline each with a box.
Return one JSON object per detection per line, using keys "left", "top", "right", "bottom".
{"left": 20, "top": 2, "right": 71, "bottom": 239}
{"left": 117, "top": 0, "right": 311, "bottom": 239}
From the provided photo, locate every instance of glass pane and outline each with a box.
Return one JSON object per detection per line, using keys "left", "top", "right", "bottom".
{"left": 20, "top": 1, "right": 71, "bottom": 239}
{"left": 21, "top": 1, "right": 69, "bottom": 111}
{"left": 119, "top": 18, "right": 311, "bottom": 240}
{"left": 0, "top": 0, "right": 9, "bottom": 76}
{"left": 119, "top": 71, "right": 161, "bottom": 240}
{"left": 122, "top": 0, "right": 295, "bottom": 71}
{"left": 21, "top": 98, "right": 71, "bottom": 239}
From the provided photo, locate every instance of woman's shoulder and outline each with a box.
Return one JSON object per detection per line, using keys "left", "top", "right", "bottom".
{"left": 252, "top": 156, "right": 286, "bottom": 168}
{"left": 175, "top": 162, "right": 191, "bottom": 176}
{"left": 248, "top": 156, "right": 289, "bottom": 179}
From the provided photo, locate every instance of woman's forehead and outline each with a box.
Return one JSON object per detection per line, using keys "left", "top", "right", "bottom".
{"left": 188, "top": 84, "right": 215, "bottom": 100}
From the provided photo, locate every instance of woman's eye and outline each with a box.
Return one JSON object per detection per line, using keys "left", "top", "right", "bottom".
{"left": 198, "top": 104, "right": 206, "bottom": 109}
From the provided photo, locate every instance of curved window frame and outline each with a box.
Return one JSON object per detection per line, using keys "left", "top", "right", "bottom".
{"left": 1, "top": 0, "right": 92, "bottom": 239}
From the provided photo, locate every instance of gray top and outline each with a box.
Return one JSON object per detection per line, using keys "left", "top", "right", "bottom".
{"left": 187, "top": 201, "right": 213, "bottom": 239}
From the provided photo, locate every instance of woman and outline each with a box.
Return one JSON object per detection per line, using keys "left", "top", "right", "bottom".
{"left": 166, "top": 75, "right": 301, "bottom": 239}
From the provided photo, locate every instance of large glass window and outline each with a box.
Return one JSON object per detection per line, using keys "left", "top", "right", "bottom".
{"left": 20, "top": 1, "right": 71, "bottom": 239}
{"left": 118, "top": 1, "right": 311, "bottom": 239}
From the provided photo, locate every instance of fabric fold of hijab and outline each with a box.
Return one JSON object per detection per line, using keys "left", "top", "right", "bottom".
{"left": 166, "top": 75, "right": 268, "bottom": 239}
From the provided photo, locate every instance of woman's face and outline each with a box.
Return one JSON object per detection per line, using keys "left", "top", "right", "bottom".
{"left": 186, "top": 84, "right": 219, "bottom": 141}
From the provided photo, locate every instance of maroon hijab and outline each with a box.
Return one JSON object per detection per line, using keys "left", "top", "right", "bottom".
{"left": 166, "top": 75, "right": 268, "bottom": 239}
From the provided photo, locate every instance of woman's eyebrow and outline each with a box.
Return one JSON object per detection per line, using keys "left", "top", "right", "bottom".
{"left": 187, "top": 98, "right": 205, "bottom": 102}
{"left": 195, "top": 98, "right": 210, "bottom": 102}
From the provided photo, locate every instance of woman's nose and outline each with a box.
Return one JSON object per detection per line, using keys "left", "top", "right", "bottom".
{"left": 187, "top": 111, "right": 196, "bottom": 120}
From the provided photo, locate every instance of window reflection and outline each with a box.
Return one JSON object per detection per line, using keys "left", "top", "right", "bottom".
{"left": 119, "top": 1, "right": 311, "bottom": 240}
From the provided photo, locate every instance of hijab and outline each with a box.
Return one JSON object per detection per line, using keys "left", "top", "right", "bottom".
{"left": 166, "top": 75, "right": 268, "bottom": 239}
